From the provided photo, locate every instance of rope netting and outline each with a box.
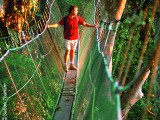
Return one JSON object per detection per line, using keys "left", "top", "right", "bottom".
{"left": 0, "top": 0, "right": 159, "bottom": 120}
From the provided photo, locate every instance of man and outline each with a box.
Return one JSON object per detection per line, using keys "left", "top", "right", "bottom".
{"left": 47, "top": 5, "right": 97, "bottom": 72}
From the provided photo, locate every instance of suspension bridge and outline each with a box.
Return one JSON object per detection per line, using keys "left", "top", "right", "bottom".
{"left": 0, "top": 0, "right": 159, "bottom": 120}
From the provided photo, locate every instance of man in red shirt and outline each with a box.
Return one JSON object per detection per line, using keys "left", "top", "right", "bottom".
{"left": 47, "top": 5, "right": 97, "bottom": 72}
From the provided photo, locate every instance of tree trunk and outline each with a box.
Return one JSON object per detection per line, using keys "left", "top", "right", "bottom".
{"left": 115, "top": 0, "right": 127, "bottom": 21}
{"left": 121, "top": 39, "right": 160, "bottom": 119}
{"left": 103, "top": 0, "right": 127, "bottom": 74}
{"left": 121, "top": 71, "right": 150, "bottom": 119}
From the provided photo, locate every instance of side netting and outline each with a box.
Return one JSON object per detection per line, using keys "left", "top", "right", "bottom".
{"left": 71, "top": 1, "right": 120, "bottom": 120}
{"left": 0, "top": 1, "right": 65, "bottom": 119}
{"left": 72, "top": 33, "right": 120, "bottom": 120}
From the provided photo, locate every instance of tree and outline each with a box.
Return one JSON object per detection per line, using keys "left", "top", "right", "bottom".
{"left": 99, "top": 0, "right": 160, "bottom": 119}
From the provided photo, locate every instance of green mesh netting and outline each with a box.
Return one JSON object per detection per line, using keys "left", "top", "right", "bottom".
{"left": 71, "top": 2, "right": 120, "bottom": 119}
{"left": 72, "top": 33, "right": 120, "bottom": 120}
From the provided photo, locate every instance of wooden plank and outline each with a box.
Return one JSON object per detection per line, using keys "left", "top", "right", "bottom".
{"left": 53, "top": 50, "right": 78, "bottom": 120}
{"left": 63, "top": 70, "right": 77, "bottom": 84}
{"left": 53, "top": 70, "right": 77, "bottom": 120}
{"left": 54, "top": 95, "right": 74, "bottom": 120}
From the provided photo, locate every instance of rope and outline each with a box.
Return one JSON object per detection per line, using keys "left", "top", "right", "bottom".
{"left": 0, "top": 0, "right": 56, "bottom": 62}
{"left": 0, "top": 60, "right": 41, "bottom": 116}
{"left": 27, "top": 45, "right": 50, "bottom": 98}
{"left": 2, "top": 60, "right": 32, "bottom": 120}
{"left": 3, "top": 60, "right": 24, "bottom": 106}
{"left": 102, "top": 22, "right": 113, "bottom": 52}
{"left": 8, "top": 60, "right": 41, "bottom": 98}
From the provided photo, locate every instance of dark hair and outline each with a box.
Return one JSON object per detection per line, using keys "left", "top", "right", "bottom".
{"left": 68, "top": 5, "right": 78, "bottom": 14}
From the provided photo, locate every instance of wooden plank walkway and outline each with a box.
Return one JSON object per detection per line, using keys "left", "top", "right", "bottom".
{"left": 53, "top": 51, "right": 78, "bottom": 120}
{"left": 54, "top": 70, "right": 76, "bottom": 120}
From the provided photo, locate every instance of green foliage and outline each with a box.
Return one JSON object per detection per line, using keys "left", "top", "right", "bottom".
{"left": 113, "top": 2, "right": 156, "bottom": 119}
{"left": 0, "top": 43, "right": 63, "bottom": 119}
{"left": 56, "top": 0, "right": 92, "bottom": 16}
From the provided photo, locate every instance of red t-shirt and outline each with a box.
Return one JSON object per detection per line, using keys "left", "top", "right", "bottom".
{"left": 58, "top": 15, "right": 85, "bottom": 40}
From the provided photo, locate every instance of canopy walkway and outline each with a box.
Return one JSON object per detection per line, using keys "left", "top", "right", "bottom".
{"left": 0, "top": 0, "right": 159, "bottom": 120}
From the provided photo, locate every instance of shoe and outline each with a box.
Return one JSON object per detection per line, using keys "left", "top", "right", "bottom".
{"left": 63, "top": 64, "right": 68, "bottom": 72}
{"left": 69, "top": 63, "right": 77, "bottom": 70}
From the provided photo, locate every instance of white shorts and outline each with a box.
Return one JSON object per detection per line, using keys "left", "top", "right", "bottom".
{"left": 65, "top": 39, "right": 78, "bottom": 50}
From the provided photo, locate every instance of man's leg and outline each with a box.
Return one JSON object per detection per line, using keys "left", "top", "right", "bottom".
{"left": 64, "top": 50, "right": 70, "bottom": 63}
{"left": 69, "top": 47, "right": 77, "bottom": 70}
{"left": 70, "top": 49, "right": 74, "bottom": 63}
{"left": 63, "top": 50, "right": 70, "bottom": 72}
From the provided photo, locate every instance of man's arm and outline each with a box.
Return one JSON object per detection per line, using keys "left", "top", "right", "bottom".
{"left": 83, "top": 22, "right": 98, "bottom": 28}
{"left": 47, "top": 23, "right": 60, "bottom": 28}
